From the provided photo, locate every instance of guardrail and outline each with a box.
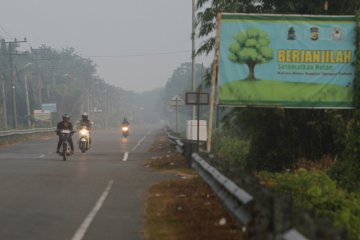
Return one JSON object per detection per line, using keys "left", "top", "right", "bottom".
{"left": 0, "top": 128, "right": 56, "bottom": 146}
{"left": 192, "top": 153, "right": 253, "bottom": 225}
{"left": 0, "top": 127, "right": 56, "bottom": 137}
{"left": 164, "top": 126, "right": 344, "bottom": 240}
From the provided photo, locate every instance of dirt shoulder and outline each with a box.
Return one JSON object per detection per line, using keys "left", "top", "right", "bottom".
{"left": 143, "top": 129, "right": 247, "bottom": 240}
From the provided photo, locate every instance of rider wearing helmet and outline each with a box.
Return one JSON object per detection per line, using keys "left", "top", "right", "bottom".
{"left": 78, "top": 112, "right": 92, "bottom": 128}
{"left": 56, "top": 113, "right": 74, "bottom": 154}
{"left": 121, "top": 117, "right": 129, "bottom": 126}
{"left": 77, "top": 112, "right": 92, "bottom": 145}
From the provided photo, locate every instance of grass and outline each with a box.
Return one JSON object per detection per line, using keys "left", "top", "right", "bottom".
{"left": 144, "top": 130, "right": 247, "bottom": 240}
{"left": 219, "top": 79, "right": 353, "bottom": 107}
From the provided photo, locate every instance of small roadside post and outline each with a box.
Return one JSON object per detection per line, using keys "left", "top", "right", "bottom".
{"left": 186, "top": 89, "right": 209, "bottom": 151}
{"left": 170, "top": 95, "right": 184, "bottom": 133}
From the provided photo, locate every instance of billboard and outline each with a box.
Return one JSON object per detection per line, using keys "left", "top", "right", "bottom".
{"left": 34, "top": 110, "right": 51, "bottom": 121}
{"left": 218, "top": 14, "right": 356, "bottom": 108}
{"left": 42, "top": 103, "right": 57, "bottom": 112}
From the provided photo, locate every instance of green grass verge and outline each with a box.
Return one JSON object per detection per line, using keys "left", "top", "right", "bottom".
{"left": 219, "top": 79, "right": 353, "bottom": 108}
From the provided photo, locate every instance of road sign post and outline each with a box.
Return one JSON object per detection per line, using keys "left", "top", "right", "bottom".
{"left": 170, "top": 95, "right": 184, "bottom": 133}
{"left": 186, "top": 90, "right": 209, "bottom": 151}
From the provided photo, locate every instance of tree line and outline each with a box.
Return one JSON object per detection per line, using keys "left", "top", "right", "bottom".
{"left": 0, "top": 42, "right": 150, "bottom": 129}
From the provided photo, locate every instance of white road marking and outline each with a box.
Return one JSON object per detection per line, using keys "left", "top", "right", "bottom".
{"left": 122, "top": 152, "right": 129, "bottom": 161}
{"left": 39, "top": 154, "right": 45, "bottom": 158}
{"left": 71, "top": 180, "right": 114, "bottom": 240}
{"left": 131, "top": 130, "right": 152, "bottom": 152}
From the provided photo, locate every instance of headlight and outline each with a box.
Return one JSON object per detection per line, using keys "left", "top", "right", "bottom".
{"left": 80, "top": 129, "right": 88, "bottom": 135}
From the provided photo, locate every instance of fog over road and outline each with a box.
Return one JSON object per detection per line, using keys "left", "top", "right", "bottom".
{"left": 0, "top": 125, "right": 171, "bottom": 240}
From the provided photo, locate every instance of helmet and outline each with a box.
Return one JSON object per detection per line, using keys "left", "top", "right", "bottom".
{"left": 62, "top": 112, "right": 70, "bottom": 120}
{"left": 82, "top": 112, "right": 88, "bottom": 120}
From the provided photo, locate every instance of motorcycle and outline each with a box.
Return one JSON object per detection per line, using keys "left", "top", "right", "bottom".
{"left": 121, "top": 124, "right": 129, "bottom": 137}
{"left": 78, "top": 126, "right": 90, "bottom": 153}
{"left": 58, "top": 129, "right": 74, "bottom": 161}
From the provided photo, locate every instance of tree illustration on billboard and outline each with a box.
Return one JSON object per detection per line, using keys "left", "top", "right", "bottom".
{"left": 228, "top": 28, "right": 273, "bottom": 80}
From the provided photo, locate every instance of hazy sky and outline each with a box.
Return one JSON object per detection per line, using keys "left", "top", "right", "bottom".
{"left": 0, "top": 0, "right": 211, "bottom": 93}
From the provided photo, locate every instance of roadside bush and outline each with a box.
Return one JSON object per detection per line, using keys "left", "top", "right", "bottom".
{"left": 328, "top": 11, "right": 360, "bottom": 191}
{"left": 221, "top": 108, "right": 342, "bottom": 172}
{"left": 258, "top": 169, "right": 360, "bottom": 240}
{"left": 327, "top": 110, "right": 360, "bottom": 191}
{"left": 213, "top": 128, "right": 250, "bottom": 169}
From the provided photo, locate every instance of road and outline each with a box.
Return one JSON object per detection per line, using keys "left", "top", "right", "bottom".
{"left": 0, "top": 125, "right": 171, "bottom": 240}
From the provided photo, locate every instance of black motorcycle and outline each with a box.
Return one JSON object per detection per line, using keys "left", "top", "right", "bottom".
{"left": 58, "top": 129, "right": 74, "bottom": 161}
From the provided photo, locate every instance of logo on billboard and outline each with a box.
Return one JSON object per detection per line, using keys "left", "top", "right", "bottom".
{"left": 331, "top": 27, "right": 342, "bottom": 41}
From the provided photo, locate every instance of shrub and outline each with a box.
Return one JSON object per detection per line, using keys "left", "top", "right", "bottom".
{"left": 213, "top": 128, "right": 250, "bottom": 169}
{"left": 258, "top": 169, "right": 360, "bottom": 239}
{"left": 328, "top": 111, "right": 360, "bottom": 190}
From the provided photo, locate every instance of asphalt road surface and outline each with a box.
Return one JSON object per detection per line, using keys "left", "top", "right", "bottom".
{"left": 0, "top": 124, "right": 172, "bottom": 240}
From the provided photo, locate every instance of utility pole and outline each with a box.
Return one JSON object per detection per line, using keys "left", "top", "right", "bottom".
{"left": 31, "top": 46, "right": 51, "bottom": 107}
{"left": 87, "top": 73, "right": 91, "bottom": 117}
{"left": 49, "top": 61, "right": 65, "bottom": 95}
{"left": 33, "top": 48, "right": 42, "bottom": 106}
{"left": 191, "top": 0, "right": 196, "bottom": 120}
{"left": 105, "top": 87, "right": 109, "bottom": 129}
{"left": 49, "top": 61, "right": 56, "bottom": 99}
{"left": 24, "top": 73, "right": 31, "bottom": 128}
{"left": 1, "top": 73, "right": 7, "bottom": 129}
{"left": 5, "top": 38, "right": 27, "bottom": 129}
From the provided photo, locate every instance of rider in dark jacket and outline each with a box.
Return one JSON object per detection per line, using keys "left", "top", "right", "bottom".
{"left": 121, "top": 117, "right": 129, "bottom": 126}
{"left": 56, "top": 113, "right": 74, "bottom": 154}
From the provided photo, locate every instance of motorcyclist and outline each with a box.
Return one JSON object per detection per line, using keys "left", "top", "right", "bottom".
{"left": 121, "top": 117, "right": 130, "bottom": 137}
{"left": 77, "top": 112, "right": 92, "bottom": 146}
{"left": 78, "top": 112, "right": 92, "bottom": 129}
{"left": 56, "top": 113, "right": 74, "bottom": 154}
{"left": 121, "top": 117, "right": 129, "bottom": 126}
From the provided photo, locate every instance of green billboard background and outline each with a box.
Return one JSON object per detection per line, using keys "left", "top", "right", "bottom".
{"left": 218, "top": 14, "right": 356, "bottom": 108}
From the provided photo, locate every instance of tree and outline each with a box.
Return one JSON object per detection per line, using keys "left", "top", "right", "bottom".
{"left": 196, "top": 0, "right": 260, "bottom": 56}
{"left": 228, "top": 28, "right": 273, "bottom": 80}
{"left": 195, "top": 1, "right": 262, "bottom": 86}
{"left": 261, "top": 0, "right": 360, "bottom": 15}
